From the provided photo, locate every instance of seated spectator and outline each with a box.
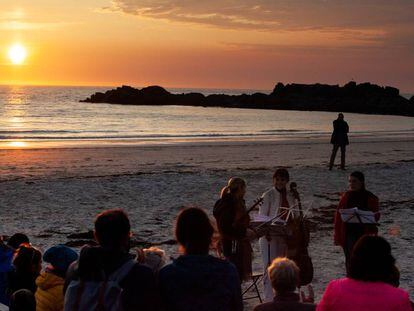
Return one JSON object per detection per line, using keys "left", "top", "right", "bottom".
{"left": 317, "top": 236, "right": 412, "bottom": 311}
{"left": 9, "top": 289, "right": 36, "bottom": 311}
{"left": 136, "top": 247, "right": 167, "bottom": 273}
{"left": 7, "top": 235, "right": 30, "bottom": 251}
{"left": 35, "top": 245, "right": 78, "bottom": 311}
{"left": 254, "top": 257, "right": 315, "bottom": 311}
{"left": 159, "top": 207, "right": 243, "bottom": 311}
{"left": 7, "top": 244, "right": 41, "bottom": 298}
{"left": 64, "top": 209, "right": 159, "bottom": 311}
{"left": 0, "top": 234, "right": 30, "bottom": 306}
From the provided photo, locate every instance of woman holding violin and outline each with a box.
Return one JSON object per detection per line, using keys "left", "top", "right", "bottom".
{"left": 213, "top": 177, "right": 256, "bottom": 281}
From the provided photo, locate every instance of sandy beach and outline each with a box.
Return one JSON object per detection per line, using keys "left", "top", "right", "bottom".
{"left": 1, "top": 137, "right": 413, "bottom": 305}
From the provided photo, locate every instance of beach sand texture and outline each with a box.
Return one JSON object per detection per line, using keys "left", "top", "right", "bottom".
{"left": 1, "top": 138, "right": 413, "bottom": 306}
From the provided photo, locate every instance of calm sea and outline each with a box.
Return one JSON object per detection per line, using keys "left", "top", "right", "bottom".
{"left": 0, "top": 85, "right": 413, "bottom": 147}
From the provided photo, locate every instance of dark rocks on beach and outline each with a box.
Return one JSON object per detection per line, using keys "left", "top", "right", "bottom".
{"left": 65, "top": 239, "right": 98, "bottom": 247}
{"left": 65, "top": 231, "right": 177, "bottom": 248}
{"left": 81, "top": 82, "right": 414, "bottom": 117}
{"left": 67, "top": 231, "right": 94, "bottom": 240}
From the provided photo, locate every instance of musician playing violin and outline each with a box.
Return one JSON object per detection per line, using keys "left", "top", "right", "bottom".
{"left": 213, "top": 177, "right": 256, "bottom": 281}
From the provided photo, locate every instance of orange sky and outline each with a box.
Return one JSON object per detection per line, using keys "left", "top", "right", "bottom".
{"left": 1, "top": 0, "right": 413, "bottom": 91}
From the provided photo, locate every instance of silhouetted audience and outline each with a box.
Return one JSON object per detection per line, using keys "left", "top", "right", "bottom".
{"left": 159, "top": 207, "right": 243, "bottom": 311}
{"left": 9, "top": 289, "right": 36, "bottom": 311}
{"left": 0, "top": 234, "right": 30, "bottom": 306}
{"left": 136, "top": 246, "right": 167, "bottom": 273}
{"left": 254, "top": 257, "right": 315, "bottom": 311}
{"left": 64, "top": 209, "right": 159, "bottom": 311}
{"left": 317, "top": 236, "right": 412, "bottom": 310}
{"left": 35, "top": 245, "right": 78, "bottom": 311}
{"left": 7, "top": 244, "right": 41, "bottom": 299}
{"left": 7, "top": 234, "right": 30, "bottom": 251}
{"left": 2, "top": 202, "right": 414, "bottom": 311}
{"left": 0, "top": 238, "right": 14, "bottom": 306}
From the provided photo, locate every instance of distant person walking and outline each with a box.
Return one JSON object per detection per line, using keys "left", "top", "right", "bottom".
{"left": 329, "top": 113, "right": 349, "bottom": 170}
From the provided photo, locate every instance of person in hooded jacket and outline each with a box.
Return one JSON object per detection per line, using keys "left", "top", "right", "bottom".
{"left": 159, "top": 207, "right": 243, "bottom": 311}
{"left": 35, "top": 245, "right": 78, "bottom": 311}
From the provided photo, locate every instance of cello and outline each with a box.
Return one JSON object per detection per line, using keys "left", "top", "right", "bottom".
{"left": 288, "top": 182, "right": 314, "bottom": 286}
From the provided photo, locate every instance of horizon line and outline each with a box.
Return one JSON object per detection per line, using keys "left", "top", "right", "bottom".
{"left": 0, "top": 82, "right": 412, "bottom": 95}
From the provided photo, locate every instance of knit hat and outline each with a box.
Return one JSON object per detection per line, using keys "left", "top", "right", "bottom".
{"left": 43, "top": 245, "right": 78, "bottom": 274}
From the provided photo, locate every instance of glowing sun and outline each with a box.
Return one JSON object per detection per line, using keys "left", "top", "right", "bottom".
{"left": 8, "top": 44, "right": 27, "bottom": 65}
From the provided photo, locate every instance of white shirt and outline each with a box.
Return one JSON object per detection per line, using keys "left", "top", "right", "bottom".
{"left": 259, "top": 187, "right": 299, "bottom": 219}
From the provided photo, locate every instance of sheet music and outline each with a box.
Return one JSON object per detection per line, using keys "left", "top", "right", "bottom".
{"left": 339, "top": 207, "right": 377, "bottom": 224}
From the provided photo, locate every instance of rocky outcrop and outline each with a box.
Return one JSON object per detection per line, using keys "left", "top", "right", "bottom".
{"left": 81, "top": 82, "right": 414, "bottom": 117}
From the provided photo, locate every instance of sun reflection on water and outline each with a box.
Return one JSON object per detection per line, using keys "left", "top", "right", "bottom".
{"left": 7, "top": 141, "right": 28, "bottom": 148}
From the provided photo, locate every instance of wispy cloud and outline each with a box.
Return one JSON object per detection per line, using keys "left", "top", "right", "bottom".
{"left": 0, "top": 10, "right": 75, "bottom": 31}
{"left": 0, "top": 21, "right": 71, "bottom": 30}
{"left": 104, "top": 0, "right": 414, "bottom": 54}
{"left": 106, "top": 0, "right": 414, "bottom": 31}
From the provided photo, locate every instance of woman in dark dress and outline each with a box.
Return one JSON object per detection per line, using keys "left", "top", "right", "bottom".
{"left": 213, "top": 177, "right": 256, "bottom": 281}
{"left": 334, "top": 171, "right": 379, "bottom": 274}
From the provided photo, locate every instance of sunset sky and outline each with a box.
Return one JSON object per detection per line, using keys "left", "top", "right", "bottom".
{"left": 1, "top": 0, "right": 413, "bottom": 91}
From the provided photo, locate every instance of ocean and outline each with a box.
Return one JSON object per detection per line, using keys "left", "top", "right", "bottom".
{"left": 0, "top": 85, "right": 413, "bottom": 148}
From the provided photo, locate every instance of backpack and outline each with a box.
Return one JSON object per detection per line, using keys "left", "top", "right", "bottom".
{"left": 64, "top": 259, "right": 136, "bottom": 311}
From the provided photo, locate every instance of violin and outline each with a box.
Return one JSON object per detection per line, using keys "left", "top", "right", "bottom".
{"left": 246, "top": 197, "right": 264, "bottom": 214}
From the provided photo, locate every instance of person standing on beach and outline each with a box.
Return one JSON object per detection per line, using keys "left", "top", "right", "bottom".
{"left": 259, "top": 168, "right": 299, "bottom": 302}
{"left": 329, "top": 113, "right": 349, "bottom": 170}
{"left": 334, "top": 171, "right": 379, "bottom": 274}
{"left": 213, "top": 177, "right": 256, "bottom": 282}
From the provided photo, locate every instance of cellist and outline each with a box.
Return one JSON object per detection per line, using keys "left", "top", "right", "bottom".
{"left": 259, "top": 168, "right": 299, "bottom": 302}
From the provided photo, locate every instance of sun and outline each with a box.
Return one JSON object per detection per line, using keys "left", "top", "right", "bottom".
{"left": 8, "top": 43, "right": 27, "bottom": 65}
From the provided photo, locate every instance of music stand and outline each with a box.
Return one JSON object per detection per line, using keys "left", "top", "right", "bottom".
{"left": 339, "top": 207, "right": 378, "bottom": 225}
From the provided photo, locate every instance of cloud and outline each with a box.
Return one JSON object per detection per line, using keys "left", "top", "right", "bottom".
{"left": 107, "top": 0, "right": 414, "bottom": 31}
{"left": 0, "top": 21, "right": 70, "bottom": 30}
{"left": 0, "top": 10, "right": 75, "bottom": 31}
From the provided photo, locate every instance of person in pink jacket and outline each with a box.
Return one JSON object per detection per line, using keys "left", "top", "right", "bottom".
{"left": 317, "top": 236, "right": 412, "bottom": 311}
